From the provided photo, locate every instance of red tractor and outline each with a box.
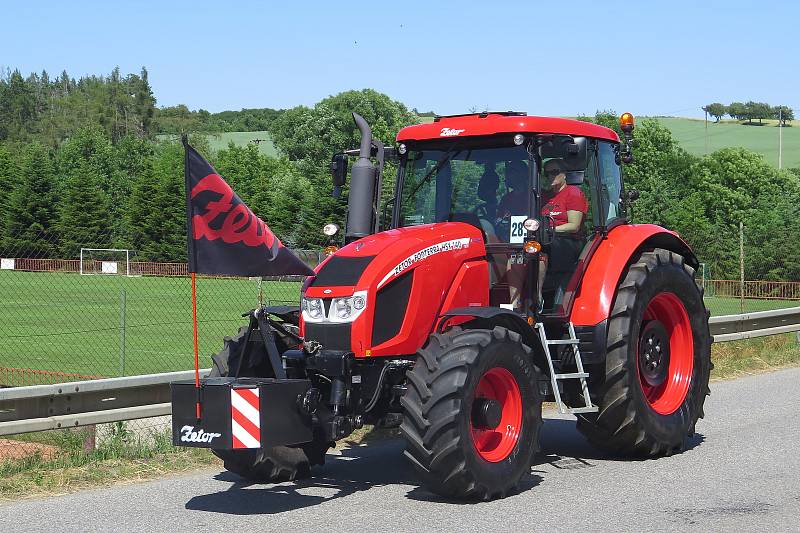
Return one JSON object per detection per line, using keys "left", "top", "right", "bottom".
{"left": 172, "top": 111, "right": 711, "bottom": 500}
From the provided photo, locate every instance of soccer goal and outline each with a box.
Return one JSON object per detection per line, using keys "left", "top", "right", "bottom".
{"left": 80, "top": 248, "right": 137, "bottom": 276}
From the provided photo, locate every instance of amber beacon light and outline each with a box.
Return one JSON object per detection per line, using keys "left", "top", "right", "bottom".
{"left": 620, "top": 112, "right": 635, "bottom": 133}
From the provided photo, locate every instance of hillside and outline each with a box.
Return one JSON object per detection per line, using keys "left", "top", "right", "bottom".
{"left": 652, "top": 117, "right": 798, "bottom": 168}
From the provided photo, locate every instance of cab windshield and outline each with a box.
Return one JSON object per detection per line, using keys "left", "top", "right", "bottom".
{"left": 398, "top": 141, "right": 531, "bottom": 244}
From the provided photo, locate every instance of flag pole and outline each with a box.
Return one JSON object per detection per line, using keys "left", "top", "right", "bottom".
{"left": 191, "top": 271, "right": 201, "bottom": 419}
{"left": 184, "top": 134, "right": 202, "bottom": 420}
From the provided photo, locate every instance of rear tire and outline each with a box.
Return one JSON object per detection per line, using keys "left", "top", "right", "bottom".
{"left": 210, "top": 327, "right": 331, "bottom": 482}
{"left": 576, "top": 248, "right": 712, "bottom": 456}
{"left": 401, "top": 327, "right": 542, "bottom": 500}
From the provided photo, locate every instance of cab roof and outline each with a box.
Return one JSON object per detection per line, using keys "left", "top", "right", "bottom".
{"left": 396, "top": 112, "right": 620, "bottom": 143}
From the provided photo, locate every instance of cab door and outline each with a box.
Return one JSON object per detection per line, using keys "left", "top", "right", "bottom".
{"left": 539, "top": 140, "right": 601, "bottom": 316}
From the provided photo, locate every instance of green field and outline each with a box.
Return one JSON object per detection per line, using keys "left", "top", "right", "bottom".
{"left": 0, "top": 271, "right": 300, "bottom": 380}
{"left": 704, "top": 296, "right": 798, "bottom": 316}
{"left": 204, "top": 130, "right": 279, "bottom": 157}
{"left": 157, "top": 131, "right": 279, "bottom": 157}
{"left": 1, "top": 270, "right": 797, "bottom": 380}
{"left": 652, "top": 117, "right": 799, "bottom": 168}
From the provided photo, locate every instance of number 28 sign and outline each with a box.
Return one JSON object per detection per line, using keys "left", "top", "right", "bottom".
{"left": 509, "top": 215, "right": 527, "bottom": 243}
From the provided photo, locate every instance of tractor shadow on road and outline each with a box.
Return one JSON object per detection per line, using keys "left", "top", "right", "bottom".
{"left": 534, "top": 417, "right": 706, "bottom": 468}
{"left": 185, "top": 439, "right": 416, "bottom": 515}
{"left": 184, "top": 418, "right": 705, "bottom": 513}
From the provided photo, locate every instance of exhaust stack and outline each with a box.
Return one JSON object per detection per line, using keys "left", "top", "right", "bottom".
{"left": 346, "top": 113, "right": 377, "bottom": 243}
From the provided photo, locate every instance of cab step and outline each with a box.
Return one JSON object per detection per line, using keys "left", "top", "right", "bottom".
{"left": 535, "top": 322, "right": 598, "bottom": 415}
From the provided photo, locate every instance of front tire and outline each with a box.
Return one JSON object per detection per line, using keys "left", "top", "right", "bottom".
{"left": 210, "top": 326, "right": 331, "bottom": 482}
{"left": 577, "top": 248, "right": 712, "bottom": 456}
{"left": 401, "top": 327, "right": 542, "bottom": 500}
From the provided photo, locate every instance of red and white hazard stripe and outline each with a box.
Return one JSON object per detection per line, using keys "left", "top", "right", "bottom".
{"left": 231, "top": 387, "right": 261, "bottom": 449}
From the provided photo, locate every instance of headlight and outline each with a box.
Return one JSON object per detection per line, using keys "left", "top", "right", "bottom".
{"left": 301, "top": 292, "right": 367, "bottom": 323}
{"left": 329, "top": 291, "right": 368, "bottom": 323}
{"left": 301, "top": 297, "right": 324, "bottom": 322}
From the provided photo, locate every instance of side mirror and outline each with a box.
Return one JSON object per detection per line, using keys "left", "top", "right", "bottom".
{"left": 330, "top": 153, "right": 348, "bottom": 187}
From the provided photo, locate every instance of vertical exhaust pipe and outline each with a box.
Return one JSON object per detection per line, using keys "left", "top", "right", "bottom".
{"left": 346, "top": 113, "right": 377, "bottom": 243}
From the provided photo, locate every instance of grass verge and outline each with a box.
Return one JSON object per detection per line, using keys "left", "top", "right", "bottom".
{"left": 710, "top": 332, "right": 800, "bottom": 379}
{"left": 0, "top": 423, "right": 218, "bottom": 502}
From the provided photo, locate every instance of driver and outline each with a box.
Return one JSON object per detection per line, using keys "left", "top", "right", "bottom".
{"left": 537, "top": 158, "right": 588, "bottom": 310}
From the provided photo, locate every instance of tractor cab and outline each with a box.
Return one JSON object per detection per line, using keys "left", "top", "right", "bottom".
{"left": 390, "top": 112, "right": 629, "bottom": 317}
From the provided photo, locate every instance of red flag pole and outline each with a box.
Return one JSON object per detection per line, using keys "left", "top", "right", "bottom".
{"left": 191, "top": 272, "right": 201, "bottom": 419}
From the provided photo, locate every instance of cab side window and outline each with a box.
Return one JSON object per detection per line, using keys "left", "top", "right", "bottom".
{"left": 597, "top": 141, "right": 624, "bottom": 224}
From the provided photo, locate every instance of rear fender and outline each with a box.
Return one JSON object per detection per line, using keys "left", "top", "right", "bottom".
{"left": 571, "top": 224, "right": 698, "bottom": 327}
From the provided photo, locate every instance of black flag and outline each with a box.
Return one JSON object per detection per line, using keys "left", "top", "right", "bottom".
{"left": 183, "top": 139, "right": 314, "bottom": 277}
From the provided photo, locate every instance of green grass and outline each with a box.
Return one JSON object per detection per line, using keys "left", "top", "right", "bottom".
{"left": 0, "top": 424, "right": 217, "bottom": 500}
{"left": 0, "top": 270, "right": 300, "bottom": 379}
{"left": 703, "top": 296, "right": 799, "bottom": 316}
{"left": 650, "top": 117, "right": 799, "bottom": 168}
{"left": 712, "top": 333, "right": 800, "bottom": 379}
{"left": 156, "top": 131, "right": 279, "bottom": 157}
{"left": 1, "top": 270, "right": 797, "bottom": 380}
{"left": 204, "top": 130, "right": 279, "bottom": 157}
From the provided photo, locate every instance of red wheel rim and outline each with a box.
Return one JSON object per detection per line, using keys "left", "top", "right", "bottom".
{"left": 638, "top": 292, "right": 694, "bottom": 415}
{"left": 470, "top": 367, "right": 522, "bottom": 462}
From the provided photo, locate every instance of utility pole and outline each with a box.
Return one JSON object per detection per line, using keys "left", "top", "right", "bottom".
{"left": 739, "top": 221, "right": 745, "bottom": 314}
{"left": 778, "top": 107, "right": 783, "bottom": 170}
{"left": 704, "top": 108, "right": 709, "bottom": 155}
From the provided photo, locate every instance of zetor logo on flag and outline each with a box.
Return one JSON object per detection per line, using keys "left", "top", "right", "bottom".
{"left": 183, "top": 140, "right": 314, "bottom": 277}
{"left": 231, "top": 388, "right": 261, "bottom": 449}
{"left": 191, "top": 173, "right": 277, "bottom": 249}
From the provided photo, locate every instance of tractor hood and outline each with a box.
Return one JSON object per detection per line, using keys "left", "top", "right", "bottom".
{"left": 305, "top": 222, "right": 486, "bottom": 296}
{"left": 301, "top": 222, "right": 488, "bottom": 357}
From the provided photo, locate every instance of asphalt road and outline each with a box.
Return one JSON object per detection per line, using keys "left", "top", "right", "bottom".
{"left": 3, "top": 368, "right": 799, "bottom": 532}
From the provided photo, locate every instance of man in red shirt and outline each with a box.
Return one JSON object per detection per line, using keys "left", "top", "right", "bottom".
{"left": 538, "top": 158, "right": 588, "bottom": 310}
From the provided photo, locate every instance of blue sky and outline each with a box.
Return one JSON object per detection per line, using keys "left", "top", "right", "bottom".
{"left": 2, "top": 1, "right": 796, "bottom": 117}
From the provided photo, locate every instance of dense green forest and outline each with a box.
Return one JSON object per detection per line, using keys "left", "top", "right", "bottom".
{"left": 0, "top": 67, "right": 798, "bottom": 280}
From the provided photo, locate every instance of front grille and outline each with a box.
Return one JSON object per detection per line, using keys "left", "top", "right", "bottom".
{"left": 304, "top": 323, "right": 351, "bottom": 351}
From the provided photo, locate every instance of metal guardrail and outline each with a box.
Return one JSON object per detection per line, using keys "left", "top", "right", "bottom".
{"left": 1, "top": 306, "right": 799, "bottom": 437}
{"left": 710, "top": 306, "right": 800, "bottom": 342}
{"left": 0, "top": 369, "right": 209, "bottom": 436}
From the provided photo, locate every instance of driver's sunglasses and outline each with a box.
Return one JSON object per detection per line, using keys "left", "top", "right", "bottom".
{"left": 544, "top": 169, "right": 562, "bottom": 177}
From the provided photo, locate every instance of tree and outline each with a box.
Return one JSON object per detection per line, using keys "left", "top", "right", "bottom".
{"left": 3, "top": 143, "right": 57, "bottom": 256}
{"left": 0, "top": 143, "right": 17, "bottom": 246}
{"left": 269, "top": 89, "right": 419, "bottom": 247}
{"left": 213, "top": 142, "right": 267, "bottom": 205}
{"left": 58, "top": 160, "right": 112, "bottom": 257}
{"left": 743, "top": 101, "right": 772, "bottom": 125}
{"left": 702, "top": 103, "right": 726, "bottom": 122}
{"left": 727, "top": 102, "right": 746, "bottom": 121}
{"left": 0, "top": 70, "right": 37, "bottom": 140}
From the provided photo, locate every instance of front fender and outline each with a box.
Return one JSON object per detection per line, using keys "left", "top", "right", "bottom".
{"left": 570, "top": 224, "right": 698, "bottom": 326}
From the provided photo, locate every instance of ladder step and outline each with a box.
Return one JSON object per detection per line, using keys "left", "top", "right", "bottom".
{"left": 554, "top": 372, "right": 589, "bottom": 380}
{"left": 547, "top": 339, "right": 580, "bottom": 345}
{"left": 567, "top": 406, "right": 599, "bottom": 414}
